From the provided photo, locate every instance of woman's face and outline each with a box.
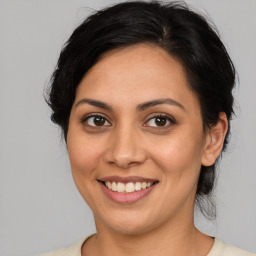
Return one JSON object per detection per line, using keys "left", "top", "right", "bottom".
{"left": 67, "top": 44, "right": 210, "bottom": 234}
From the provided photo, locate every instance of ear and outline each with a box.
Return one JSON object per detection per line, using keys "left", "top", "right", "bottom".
{"left": 201, "top": 112, "right": 229, "bottom": 166}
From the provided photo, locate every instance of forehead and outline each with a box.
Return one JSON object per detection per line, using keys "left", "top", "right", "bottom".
{"left": 86, "top": 44, "right": 187, "bottom": 87}
{"left": 75, "top": 44, "right": 199, "bottom": 111}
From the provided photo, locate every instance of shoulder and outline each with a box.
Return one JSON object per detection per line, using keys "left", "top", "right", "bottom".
{"left": 208, "top": 238, "right": 255, "bottom": 256}
{"left": 38, "top": 237, "right": 88, "bottom": 256}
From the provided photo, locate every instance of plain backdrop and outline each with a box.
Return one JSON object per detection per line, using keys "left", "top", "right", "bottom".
{"left": 0, "top": 0, "right": 255, "bottom": 255}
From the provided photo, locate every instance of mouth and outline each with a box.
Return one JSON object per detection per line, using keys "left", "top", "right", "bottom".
{"left": 97, "top": 176, "right": 159, "bottom": 193}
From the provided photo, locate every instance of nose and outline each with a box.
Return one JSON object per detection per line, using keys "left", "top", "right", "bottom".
{"left": 104, "top": 125, "right": 147, "bottom": 169}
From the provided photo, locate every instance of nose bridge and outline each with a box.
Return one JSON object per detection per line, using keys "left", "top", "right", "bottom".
{"left": 105, "top": 121, "right": 146, "bottom": 168}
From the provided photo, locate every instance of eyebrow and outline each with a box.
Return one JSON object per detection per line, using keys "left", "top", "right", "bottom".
{"left": 75, "top": 98, "right": 113, "bottom": 111}
{"left": 136, "top": 98, "right": 185, "bottom": 111}
{"left": 75, "top": 98, "right": 185, "bottom": 111}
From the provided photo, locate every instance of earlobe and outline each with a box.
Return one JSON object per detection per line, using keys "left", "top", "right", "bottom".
{"left": 201, "top": 112, "right": 228, "bottom": 166}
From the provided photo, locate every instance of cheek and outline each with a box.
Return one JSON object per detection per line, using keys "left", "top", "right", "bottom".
{"left": 149, "top": 130, "right": 204, "bottom": 184}
{"left": 67, "top": 132, "right": 105, "bottom": 209}
{"left": 68, "top": 138, "right": 101, "bottom": 177}
{"left": 67, "top": 123, "right": 105, "bottom": 186}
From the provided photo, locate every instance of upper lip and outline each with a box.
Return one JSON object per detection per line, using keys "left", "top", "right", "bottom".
{"left": 98, "top": 176, "right": 159, "bottom": 184}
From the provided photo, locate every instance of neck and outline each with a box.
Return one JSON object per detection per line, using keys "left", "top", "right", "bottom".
{"left": 83, "top": 211, "right": 213, "bottom": 256}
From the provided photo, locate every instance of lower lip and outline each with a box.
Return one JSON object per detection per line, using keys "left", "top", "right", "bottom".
{"left": 99, "top": 182, "right": 156, "bottom": 204}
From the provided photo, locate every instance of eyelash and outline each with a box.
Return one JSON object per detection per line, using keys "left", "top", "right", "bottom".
{"left": 81, "top": 113, "right": 111, "bottom": 129}
{"left": 81, "top": 113, "right": 176, "bottom": 129}
{"left": 144, "top": 114, "right": 176, "bottom": 129}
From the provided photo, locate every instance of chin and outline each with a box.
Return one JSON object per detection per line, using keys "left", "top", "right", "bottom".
{"left": 95, "top": 208, "right": 160, "bottom": 235}
{"left": 109, "top": 221, "right": 153, "bottom": 235}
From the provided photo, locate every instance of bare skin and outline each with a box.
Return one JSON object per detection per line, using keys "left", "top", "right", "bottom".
{"left": 67, "top": 44, "right": 228, "bottom": 256}
{"left": 83, "top": 215, "right": 214, "bottom": 256}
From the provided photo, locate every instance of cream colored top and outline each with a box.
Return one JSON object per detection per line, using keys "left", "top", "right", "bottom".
{"left": 39, "top": 236, "right": 255, "bottom": 256}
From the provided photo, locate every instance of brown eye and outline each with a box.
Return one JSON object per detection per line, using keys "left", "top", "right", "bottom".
{"left": 84, "top": 115, "right": 111, "bottom": 127}
{"left": 93, "top": 116, "right": 105, "bottom": 126}
{"left": 145, "top": 115, "right": 175, "bottom": 128}
{"left": 155, "top": 117, "right": 167, "bottom": 126}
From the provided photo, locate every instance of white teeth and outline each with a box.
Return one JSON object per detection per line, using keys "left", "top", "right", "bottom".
{"left": 135, "top": 182, "right": 142, "bottom": 191}
{"left": 105, "top": 181, "right": 154, "bottom": 193}
{"left": 112, "top": 182, "right": 117, "bottom": 191}
{"left": 117, "top": 182, "right": 125, "bottom": 192}
{"left": 106, "top": 181, "right": 112, "bottom": 189}
{"left": 141, "top": 182, "right": 147, "bottom": 189}
{"left": 126, "top": 182, "right": 135, "bottom": 193}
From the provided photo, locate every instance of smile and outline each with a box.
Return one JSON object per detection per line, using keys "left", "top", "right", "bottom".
{"left": 98, "top": 176, "right": 159, "bottom": 203}
{"left": 103, "top": 181, "right": 154, "bottom": 193}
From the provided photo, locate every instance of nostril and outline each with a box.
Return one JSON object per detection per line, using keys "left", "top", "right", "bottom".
{"left": 110, "top": 160, "right": 142, "bottom": 169}
{"left": 103, "top": 136, "right": 148, "bottom": 168}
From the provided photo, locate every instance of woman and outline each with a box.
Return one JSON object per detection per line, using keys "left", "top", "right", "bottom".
{"left": 40, "top": 1, "right": 255, "bottom": 256}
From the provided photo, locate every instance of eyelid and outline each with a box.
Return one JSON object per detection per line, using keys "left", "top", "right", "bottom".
{"left": 81, "top": 113, "right": 112, "bottom": 127}
{"left": 80, "top": 112, "right": 176, "bottom": 129}
{"left": 143, "top": 113, "right": 176, "bottom": 128}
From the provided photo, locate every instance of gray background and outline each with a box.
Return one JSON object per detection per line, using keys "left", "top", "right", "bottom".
{"left": 0, "top": 0, "right": 255, "bottom": 255}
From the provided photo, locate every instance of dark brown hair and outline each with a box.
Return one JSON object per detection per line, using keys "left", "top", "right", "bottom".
{"left": 46, "top": 1, "right": 236, "bottom": 219}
